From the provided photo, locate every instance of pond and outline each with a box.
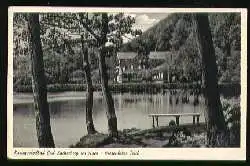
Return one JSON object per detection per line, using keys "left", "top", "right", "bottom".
{"left": 13, "top": 92, "right": 206, "bottom": 147}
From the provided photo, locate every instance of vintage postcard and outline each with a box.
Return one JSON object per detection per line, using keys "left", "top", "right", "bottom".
{"left": 7, "top": 7, "right": 247, "bottom": 160}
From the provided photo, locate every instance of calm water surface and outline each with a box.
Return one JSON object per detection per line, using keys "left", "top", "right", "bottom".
{"left": 13, "top": 92, "right": 206, "bottom": 147}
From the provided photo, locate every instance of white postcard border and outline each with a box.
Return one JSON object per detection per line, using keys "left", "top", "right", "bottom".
{"left": 7, "top": 7, "right": 247, "bottom": 160}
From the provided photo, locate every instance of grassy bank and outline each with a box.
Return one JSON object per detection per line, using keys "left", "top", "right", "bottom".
{"left": 70, "top": 123, "right": 208, "bottom": 148}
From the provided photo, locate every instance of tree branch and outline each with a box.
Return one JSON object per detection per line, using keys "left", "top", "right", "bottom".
{"left": 78, "top": 14, "right": 101, "bottom": 41}
{"left": 122, "top": 34, "right": 135, "bottom": 41}
{"left": 41, "top": 15, "right": 101, "bottom": 41}
{"left": 40, "top": 21, "right": 79, "bottom": 31}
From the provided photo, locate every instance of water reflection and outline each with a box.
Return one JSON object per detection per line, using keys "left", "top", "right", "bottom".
{"left": 13, "top": 92, "right": 206, "bottom": 147}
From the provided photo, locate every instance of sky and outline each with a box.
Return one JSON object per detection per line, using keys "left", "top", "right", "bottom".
{"left": 122, "top": 13, "right": 170, "bottom": 43}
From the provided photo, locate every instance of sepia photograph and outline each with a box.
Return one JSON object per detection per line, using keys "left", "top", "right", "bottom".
{"left": 7, "top": 7, "right": 247, "bottom": 160}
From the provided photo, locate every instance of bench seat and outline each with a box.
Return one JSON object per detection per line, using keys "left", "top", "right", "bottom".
{"left": 148, "top": 113, "right": 201, "bottom": 127}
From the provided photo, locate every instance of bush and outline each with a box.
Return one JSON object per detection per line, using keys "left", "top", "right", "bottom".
{"left": 169, "top": 120, "right": 176, "bottom": 127}
{"left": 221, "top": 99, "right": 240, "bottom": 147}
{"left": 219, "top": 83, "right": 240, "bottom": 97}
{"left": 14, "top": 84, "right": 88, "bottom": 92}
{"left": 14, "top": 85, "right": 33, "bottom": 92}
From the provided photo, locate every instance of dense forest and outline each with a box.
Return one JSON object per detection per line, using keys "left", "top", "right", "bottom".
{"left": 120, "top": 13, "right": 241, "bottom": 84}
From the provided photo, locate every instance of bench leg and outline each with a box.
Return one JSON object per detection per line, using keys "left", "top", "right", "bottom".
{"left": 152, "top": 116, "right": 155, "bottom": 128}
{"left": 176, "top": 116, "right": 180, "bottom": 126}
{"left": 193, "top": 115, "right": 196, "bottom": 125}
{"left": 196, "top": 115, "right": 200, "bottom": 125}
{"left": 156, "top": 116, "right": 159, "bottom": 127}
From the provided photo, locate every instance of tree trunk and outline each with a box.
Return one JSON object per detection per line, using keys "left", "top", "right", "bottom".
{"left": 81, "top": 37, "right": 96, "bottom": 134}
{"left": 222, "top": 41, "right": 231, "bottom": 72}
{"left": 57, "top": 61, "right": 60, "bottom": 83}
{"left": 98, "top": 13, "right": 118, "bottom": 137}
{"left": 98, "top": 48, "right": 118, "bottom": 137}
{"left": 194, "top": 14, "right": 228, "bottom": 147}
{"left": 28, "top": 13, "right": 55, "bottom": 147}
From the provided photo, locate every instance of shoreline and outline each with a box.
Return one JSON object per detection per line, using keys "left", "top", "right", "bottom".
{"left": 13, "top": 91, "right": 104, "bottom": 105}
{"left": 13, "top": 91, "right": 240, "bottom": 105}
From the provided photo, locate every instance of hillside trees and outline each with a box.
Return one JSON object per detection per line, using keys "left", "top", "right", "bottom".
{"left": 14, "top": 13, "right": 241, "bottom": 86}
{"left": 170, "top": 14, "right": 200, "bottom": 81}
{"left": 120, "top": 13, "right": 241, "bottom": 84}
{"left": 209, "top": 13, "right": 241, "bottom": 83}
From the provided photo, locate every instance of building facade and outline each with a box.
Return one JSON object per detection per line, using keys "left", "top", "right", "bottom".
{"left": 116, "top": 51, "right": 174, "bottom": 83}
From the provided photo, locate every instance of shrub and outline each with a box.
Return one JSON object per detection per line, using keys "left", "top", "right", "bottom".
{"left": 169, "top": 120, "right": 176, "bottom": 127}
{"left": 14, "top": 85, "right": 33, "bottom": 92}
{"left": 219, "top": 83, "right": 241, "bottom": 97}
{"left": 221, "top": 99, "right": 240, "bottom": 147}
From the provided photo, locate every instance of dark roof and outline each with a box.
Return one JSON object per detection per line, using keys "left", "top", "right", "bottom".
{"left": 152, "top": 62, "right": 168, "bottom": 72}
{"left": 117, "top": 52, "right": 137, "bottom": 59}
{"left": 117, "top": 51, "right": 175, "bottom": 60}
{"left": 148, "top": 51, "right": 172, "bottom": 59}
{"left": 70, "top": 69, "right": 85, "bottom": 77}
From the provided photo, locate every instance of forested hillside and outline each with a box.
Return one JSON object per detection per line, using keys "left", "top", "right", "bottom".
{"left": 13, "top": 13, "right": 240, "bottom": 88}
{"left": 120, "top": 13, "right": 241, "bottom": 83}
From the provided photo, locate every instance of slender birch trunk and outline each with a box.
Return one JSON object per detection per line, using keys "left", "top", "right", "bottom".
{"left": 98, "top": 13, "right": 118, "bottom": 137}
{"left": 81, "top": 37, "right": 96, "bottom": 134}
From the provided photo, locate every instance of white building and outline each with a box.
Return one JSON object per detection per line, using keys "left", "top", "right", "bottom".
{"left": 116, "top": 51, "right": 175, "bottom": 83}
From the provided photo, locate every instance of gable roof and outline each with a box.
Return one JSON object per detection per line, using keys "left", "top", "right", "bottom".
{"left": 117, "top": 51, "right": 178, "bottom": 60}
{"left": 148, "top": 51, "right": 172, "bottom": 59}
{"left": 117, "top": 52, "right": 137, "bottom": 59}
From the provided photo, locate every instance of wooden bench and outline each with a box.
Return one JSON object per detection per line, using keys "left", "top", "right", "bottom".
{"left": 148, "top": 113, "right": 201, "bottom": 127}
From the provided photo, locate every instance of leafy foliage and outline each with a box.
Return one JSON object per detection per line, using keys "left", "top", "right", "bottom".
{"left": 120, "top": 13, "right": 241, "bottom": 83}
{"left": 221, "top": 99, "right": 240, "bottom": 146}
{"left": 13, "top": 12, "right": 141, "bottom": 87}
{"left": 13, "top": 12, "right": 241, "bottom": 87}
